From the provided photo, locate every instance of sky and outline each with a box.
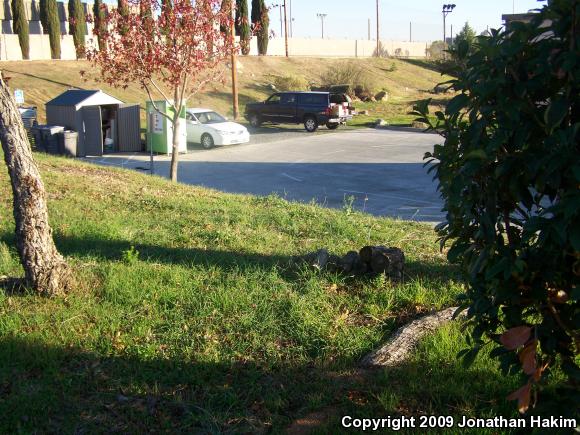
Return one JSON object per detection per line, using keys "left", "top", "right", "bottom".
{"left": 266, "top": 0, "right": 546, "bottom": 42}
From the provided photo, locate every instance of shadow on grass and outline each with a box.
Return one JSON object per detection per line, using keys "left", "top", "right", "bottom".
{"left": 2, "top": 68, "right": 85, "bottom": 90}
{"left": 398, "top": 58, "right": 445, "bottom": 75}
{"left": 0, "top": 335, "right": 527, "bottom": 434}
{"left": 1, "top": 233, "right": 460, "bottom": 293}
{"left": 0, "top": 232, "right": 291, "bottom": 271}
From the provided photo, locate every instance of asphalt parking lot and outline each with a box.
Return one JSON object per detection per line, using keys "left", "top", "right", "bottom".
{"left": 83, "top": 127, "right": 445, "bottom": 222}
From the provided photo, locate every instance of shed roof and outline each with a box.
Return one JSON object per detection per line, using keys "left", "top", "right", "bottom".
{"left": 46, "top": 90, "right": 124, "bottom": 108}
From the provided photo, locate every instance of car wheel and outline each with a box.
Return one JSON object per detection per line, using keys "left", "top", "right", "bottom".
{"left": 201, "top": 133, "right": 214, "bottom": 149}
{"left": 304, "top": 116, "right": 318, "bottom": 132}
{"left": 326, "top": 122, "right": 339, "bottom": 130}
{"left": 249, "top": 114, "right": 262, "bottom": 128}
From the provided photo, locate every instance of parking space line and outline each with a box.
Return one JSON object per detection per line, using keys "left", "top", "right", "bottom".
{"left": 281, "top": 173, "right": 302, "bottom": 182}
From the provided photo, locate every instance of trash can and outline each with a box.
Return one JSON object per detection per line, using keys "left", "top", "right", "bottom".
{"left": 30, "top": 126, "right": 43, "bottom": 151}
{"left": 37, "top": 125, "right": 65, "bottom": 154}
{"left": 58, "top": 131, "right": 80, "bottom": 157}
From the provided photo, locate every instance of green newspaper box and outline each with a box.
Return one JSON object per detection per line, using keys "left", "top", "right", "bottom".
{"left": 146, "top": 101, "right": 187, "bottom": 154}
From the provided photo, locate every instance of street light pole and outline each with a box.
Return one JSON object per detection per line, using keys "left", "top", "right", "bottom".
{"left": 376, "top": 0, "right": 379, "bottom": 56}
{"left": 317, "top": 13, "right": 327, "bottom": 39}
{"left": 442, "top": 4, "right": 456, "bottom": 59}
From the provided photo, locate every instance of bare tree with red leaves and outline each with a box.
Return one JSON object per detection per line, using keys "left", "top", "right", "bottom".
{"left": 86, "top": 0, "right": 236, "bottom": 182}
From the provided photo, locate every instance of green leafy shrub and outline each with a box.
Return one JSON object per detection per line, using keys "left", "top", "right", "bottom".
{"left": 319, "top": 61, "right": 380, "bottom": 99}
{"left": 271, "top": 74, "right": 309, "bottom": 91}
{"left": 413, "top": 0, "right": 579, "bottom": 414}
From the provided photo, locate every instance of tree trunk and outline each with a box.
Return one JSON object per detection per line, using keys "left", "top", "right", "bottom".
{"left": 169, "top": 115, "right": 180, "bottom": 182}
{"left": 0, "top": 73, "right": 69, "bottom": 296}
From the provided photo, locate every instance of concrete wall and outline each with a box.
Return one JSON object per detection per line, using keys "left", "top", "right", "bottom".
{"left": 249, "top": 38, "right": 429, "bottom": 58}
{"left": 1, "top": 33, "right": 77, "bottom": 60}
{"left": 2, "top": 34, "right": 429, "bottom": 61}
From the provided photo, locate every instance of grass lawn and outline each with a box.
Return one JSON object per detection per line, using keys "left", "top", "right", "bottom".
{"left": 0, "top": 150, "right": 559, "bottom": 433}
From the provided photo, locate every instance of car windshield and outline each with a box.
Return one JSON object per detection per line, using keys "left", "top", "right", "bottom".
{"left": 194, "top": 111, "right": 226, "bottom": 124}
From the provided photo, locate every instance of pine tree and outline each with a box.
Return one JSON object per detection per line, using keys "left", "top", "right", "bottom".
{"left": 251, "top": 0, "right": 268, "bottom": 55}
{"left": 39, "top": 0, "right": 48, "bottom": 33}
{"left": 68, "top": 0, "right": 86, "bottom": 58}
{"left": 453, "top": 22, "right": 477, "bottom": 49}
{"left": 46, "top": 0, "right": 61, "bottom": 59}
{"left": 93, "top": 0, "right": 106, "bottom": 51}
{"left": 236, "top": 0, "right": 250, "bottom": 55}
{"left": 11, "top": 0, "right": 30, "bottom": 59}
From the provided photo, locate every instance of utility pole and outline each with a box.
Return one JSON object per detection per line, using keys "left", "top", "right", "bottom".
{"left": 230, "top": 0, "right": 239, "bottom": 119}
{"left": 317, "top": 13, "right": 327, "bottom": 39}
{"left": 376, "top": 0, "right": 379, "bottom": 56}
{"left": 283, "top": 0, "right": 289, "bottom": 56}
{"left": 368, "top": 18, "right": 371, "bottom": 40}
{"left": 450, "top": 24, "right": 453, "bottom": 47}
{"left": 409, "top": 21, "right": 412, "bottom": 42}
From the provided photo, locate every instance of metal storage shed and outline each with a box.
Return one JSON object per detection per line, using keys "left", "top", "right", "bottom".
{"left": 46, "top": 90, "right": 141, "bottom": 156}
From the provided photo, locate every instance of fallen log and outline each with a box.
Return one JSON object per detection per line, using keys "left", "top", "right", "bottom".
{"left": 360, "top": 307, "right": 461, "bottom": 368}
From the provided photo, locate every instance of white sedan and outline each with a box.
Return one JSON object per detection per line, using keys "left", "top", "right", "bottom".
{"left": 186, "top": 108, "right": 250, "bottom": 149}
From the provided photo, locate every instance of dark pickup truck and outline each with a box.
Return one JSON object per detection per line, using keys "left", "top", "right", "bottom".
{"left": 244, "top": 91, "right": 353, "bottom": 132}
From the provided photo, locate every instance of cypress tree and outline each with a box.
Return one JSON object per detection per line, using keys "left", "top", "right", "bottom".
{"left": 219, "top": 0, "right": 231, "bottom": 36}
{"left": 68, "top": 0, "right": 85, "bottom": 58}
{"left": 118, "top": 0, "right": 129, "bottom": 35}
{"left": 39, "top": 0, "right": 48, "bottom": 33}
{"left": 11, "top": 0, "right": 30, "bottom": 59}
{"left": 251, "top": 0, "right": 268, "bottom": 55}
{"left": 93, "top": 0, "right": 106, "bottom": 51}
{"left": 236, "top": 0, "right": 250, "bottom": 55}
{"left": 46, "top": 0, "right": 61, "bottom": 59}
{"left": 250, "top": 0, "right": 259, "bottom": 24}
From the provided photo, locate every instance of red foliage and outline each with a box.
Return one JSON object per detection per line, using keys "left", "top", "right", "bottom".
{"left": 85, "top": 0, "right": 237, "bottom": 180}
{"left": 87, "top": 0, "right": 235, "bottom": 98}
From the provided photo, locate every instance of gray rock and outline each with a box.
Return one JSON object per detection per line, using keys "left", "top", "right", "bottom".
{"left": 375, "top": 91, "right": 389, "bottom": 101}
{"left": 434, "top": 84, "right": 450, "bottom": 94}
{"left": 375, "top": 119, "right": 389, "bottom": 128}
{"left": 308, "top": 249, "right": 329, "bottom": 270}
{"left": 340, "top": 251, "right": 360, "bottom": 273}
{"left": 412, "top": 121, "right": 429, "bottom": 130}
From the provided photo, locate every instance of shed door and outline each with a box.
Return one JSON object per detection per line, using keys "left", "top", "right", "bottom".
{"left": 82, "top": 106, "right": 103, "bottom": 156}
{"left": 117, "top": 104, "right": 142, "bottom": 152}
